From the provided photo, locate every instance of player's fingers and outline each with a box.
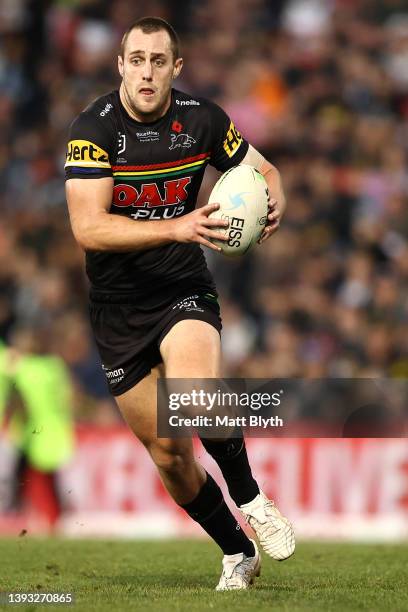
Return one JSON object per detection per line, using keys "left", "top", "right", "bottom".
{"left": 197, "top": 236, "right": 222, "bottom": 251}
{"left": 267, "top": 198, "right": 278, "bottom": 210}
{"left": 202, "top": 217, "right": 229, "bottom": 228}
{"left": 258, "top": 220, "right": 280, "bottom": 244}
{"left": 199, "top": 226, "right": 228, "bottom": 241}
{"left": 268, "top": 210, "right": 280, "bottom": 222}
{"left": 259, "top": 227, "right": 278, "bottom": 243}
{"left": 201, "top": 202, "right": 221, "bottom": 216}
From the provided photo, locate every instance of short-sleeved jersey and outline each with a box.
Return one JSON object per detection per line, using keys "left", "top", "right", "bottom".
{"left": 65, "top": 89, "right": 249, "bottom": 296}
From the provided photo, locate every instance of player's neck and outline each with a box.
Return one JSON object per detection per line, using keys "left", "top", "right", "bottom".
{"left": 119, "top": 84, "right": 172, "bottom": 124}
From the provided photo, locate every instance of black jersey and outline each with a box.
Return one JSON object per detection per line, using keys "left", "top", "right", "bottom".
{"left": 65, "top": 89, "right": 249, "bottom": 296}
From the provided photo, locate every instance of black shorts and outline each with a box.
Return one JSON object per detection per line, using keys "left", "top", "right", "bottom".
{"left": 89, "top": 285, "right": 222, "bottom": 396}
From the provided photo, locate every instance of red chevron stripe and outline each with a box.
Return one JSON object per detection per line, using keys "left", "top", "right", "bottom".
{"left": 112, "top": 152, "right": 210, "bottom": 172}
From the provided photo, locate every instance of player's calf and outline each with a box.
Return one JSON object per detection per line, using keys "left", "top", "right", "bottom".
{"left": 146, "top": 438, "right": 205, "bottom": 504}
{"left": 200, "top": 432, "right": 260, "bottom": 506}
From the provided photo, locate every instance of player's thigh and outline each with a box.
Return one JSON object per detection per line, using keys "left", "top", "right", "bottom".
{"left": 114, "top": 364, "right": 163, "bottom": 445}
{"left": 159, "top": 319, "right": 221, "bottom": 377}
{"left": 115, "top": 363, "right": 193, "bottom": 460}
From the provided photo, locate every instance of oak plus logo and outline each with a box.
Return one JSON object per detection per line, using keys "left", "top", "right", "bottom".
{"left": 112, "top": 177, "right": 192, "bottom": 220}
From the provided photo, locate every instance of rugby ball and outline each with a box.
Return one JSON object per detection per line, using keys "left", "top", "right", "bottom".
{"left": 208, "top": 165, "right": 269, "bottom": 257}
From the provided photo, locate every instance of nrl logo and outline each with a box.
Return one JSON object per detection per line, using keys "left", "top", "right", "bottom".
{"left": 169, "top": 133, "right": 196, "bottom": 150}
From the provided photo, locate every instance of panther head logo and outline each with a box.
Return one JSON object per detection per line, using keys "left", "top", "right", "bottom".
{"left": 169, "top": 133, "right": 196, "bottom": 150}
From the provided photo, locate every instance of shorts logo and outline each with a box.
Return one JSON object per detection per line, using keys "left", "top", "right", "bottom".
{"left": 169, "top": 133, "right": 196, "bottom": 150}
{"left": 102, "top": 365, "right": 125, "bottom": 385}
{"left": 223, "top": 121, "right": 243, "bottom": 158}
{"left": 65, "top": 140, "right": 110, "bottom": 168}
{"left": 172, "top": 295, "right": 204, "bottom": 313}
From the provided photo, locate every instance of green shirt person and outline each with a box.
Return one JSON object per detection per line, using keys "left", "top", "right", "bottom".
{"left": 0, "top": 340, "right": 74, "bottom": 472}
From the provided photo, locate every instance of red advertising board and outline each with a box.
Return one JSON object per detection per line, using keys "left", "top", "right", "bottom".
{"left": 1, "top": 427, "right": 407, "bottom": 539}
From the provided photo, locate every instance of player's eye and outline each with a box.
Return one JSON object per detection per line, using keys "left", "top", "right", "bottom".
{"left": 154, "top": 59, "right": 164, "bottom": 67}
{"left": 131, "top": 57, "right": 143, "bottom": 65}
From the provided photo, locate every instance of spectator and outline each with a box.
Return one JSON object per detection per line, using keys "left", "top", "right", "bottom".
{"left": 0, "top": 0, "right": 406, "bottom": 421}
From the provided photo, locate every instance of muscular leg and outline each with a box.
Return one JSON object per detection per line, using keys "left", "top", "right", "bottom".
{"left": 160, "top": 319, "right": 221, "bottom": 377}
{"left": 161, "top": 321, "right": 295, "bottom": 564}
{"left": 115, "top": 320, "right": 256, "bottom": 556}
{"left": 116, "top": 364, "right": 204, "bottom": 505}
{"left": 160, "top": 320, "right": 255, "bottom": 556}
{"left": 161, "top": 320, "right": 259, "bottom": 507}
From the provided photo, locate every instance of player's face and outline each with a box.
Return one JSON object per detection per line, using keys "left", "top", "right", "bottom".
{"left": 118, "top": 29, "right": 183, "bottom": 121}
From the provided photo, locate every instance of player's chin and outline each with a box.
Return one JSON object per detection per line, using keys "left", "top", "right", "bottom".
{"left": 133, "top": 89, "right": 154, "bottom": 104}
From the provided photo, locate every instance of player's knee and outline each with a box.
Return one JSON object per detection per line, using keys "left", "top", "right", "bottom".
{"left": 148, "top": 440, "right": 192, "bottom": 474}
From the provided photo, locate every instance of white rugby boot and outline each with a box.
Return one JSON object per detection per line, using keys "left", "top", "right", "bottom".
{"left": 239, "top": 491, "right": 295, "bottom": 561}
{"left": 216, "top": 539, "right": 261, "bottom": 591}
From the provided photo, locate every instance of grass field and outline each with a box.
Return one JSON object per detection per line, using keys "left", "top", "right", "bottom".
{"left": 0, "top": 539, "right": 407, "bottom": 611}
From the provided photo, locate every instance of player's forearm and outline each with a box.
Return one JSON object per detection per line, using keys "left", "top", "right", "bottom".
{"left": 72, "top": 211, "right": 176, "bottom": 252}
{"left": 261, "top": 163, "right": 286, "bottom": 217}
{"left": 241, "top": 146, "right": 286, "bottom": 217}
{"left": 263, "top": 166, "right": 287, "bottom": 217}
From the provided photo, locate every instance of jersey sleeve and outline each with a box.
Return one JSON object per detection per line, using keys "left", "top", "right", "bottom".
{"left": 208, "top": 102, "right": 249, "bottom": 172}
{"left": 64, "top": 111, "right": 114, "bottom": 180}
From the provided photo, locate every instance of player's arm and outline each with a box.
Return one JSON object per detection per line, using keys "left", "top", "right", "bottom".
{"left": 208, "top": 102, "right": 285, "bottom": 243}
{"left": 240, "top": 144, "right": 286, "bottom": 243}
{"left": 66, "top": 177, "right": 228, "bottom": 252}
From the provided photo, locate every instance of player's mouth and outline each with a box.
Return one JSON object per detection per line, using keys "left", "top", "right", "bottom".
{"left": 139, "top": 87, "right": 156, "bottom": 98}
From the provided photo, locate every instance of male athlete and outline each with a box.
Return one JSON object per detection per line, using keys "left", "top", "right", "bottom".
{"left": 65, "top": 17, "right": 294, "bottom": 590}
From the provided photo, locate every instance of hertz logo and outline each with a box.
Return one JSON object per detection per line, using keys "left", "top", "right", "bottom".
{"left": 223, "top": 121, "right": 243, "bottom": 158}
{"left": 65, "top": 140, "right": 110, "bottom": 168}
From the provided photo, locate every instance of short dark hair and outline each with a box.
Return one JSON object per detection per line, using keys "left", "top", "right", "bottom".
{"left": 120, "top": 16, "right": 180, "bottom": 61}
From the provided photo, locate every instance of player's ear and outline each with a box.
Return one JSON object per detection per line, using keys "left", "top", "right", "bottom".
{"left": 173, "top": 58, "right": 183, "bottom": 80}
{"left": 118, "top": 55, "right": 124, "bottom": 78}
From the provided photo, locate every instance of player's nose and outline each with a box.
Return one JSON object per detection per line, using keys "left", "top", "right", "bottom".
{"left": 142, "top": 62, "right": 153, "bottom": 80}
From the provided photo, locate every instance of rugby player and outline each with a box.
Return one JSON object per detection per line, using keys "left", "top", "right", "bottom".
{"left": 65, "top": 16, "right": 294, "bottom": 590}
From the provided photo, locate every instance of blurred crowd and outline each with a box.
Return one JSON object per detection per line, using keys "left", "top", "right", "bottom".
{"left": 0, "top": 0, "right": 407, "bottom": 422}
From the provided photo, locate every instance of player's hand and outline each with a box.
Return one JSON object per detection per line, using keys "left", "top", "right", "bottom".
{"left": 171, "top": 203, "right": 229, "bottom": 251}
{"left": 258, "top": 198, "right": 281, "bottom": 244}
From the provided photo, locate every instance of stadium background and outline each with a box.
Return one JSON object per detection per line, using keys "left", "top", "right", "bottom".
{"left": 0, "top": 0, "right": 407, "bottom": 540}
